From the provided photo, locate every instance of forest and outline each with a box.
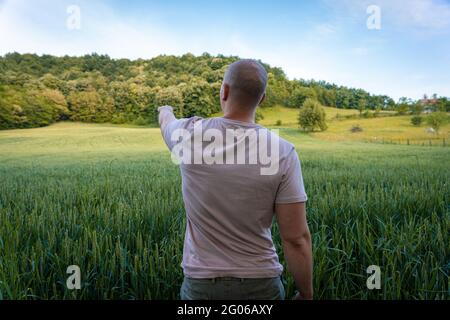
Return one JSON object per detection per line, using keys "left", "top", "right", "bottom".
{"left": 0, "top": 52, "right": 401, "bottom": 129}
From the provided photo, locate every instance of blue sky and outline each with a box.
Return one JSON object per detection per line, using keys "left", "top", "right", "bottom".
{"left": 1, "top": 0, "right": 449, "bottom": 100}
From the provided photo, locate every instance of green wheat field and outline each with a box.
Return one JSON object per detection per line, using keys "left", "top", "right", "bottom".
{"left": 0, "top": 122, "right": 449, "bottom": 299}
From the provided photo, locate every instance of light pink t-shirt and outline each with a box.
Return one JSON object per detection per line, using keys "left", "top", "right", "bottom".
{"left": 161, "top": 115, "right": 307, "bottom": 279}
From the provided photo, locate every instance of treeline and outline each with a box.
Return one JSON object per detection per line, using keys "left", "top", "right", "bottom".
{"left": 1, "top": 52, "right": 398, "bottom": 129}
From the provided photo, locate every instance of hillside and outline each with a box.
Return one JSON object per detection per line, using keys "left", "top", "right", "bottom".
{"left": 256, "top": 105, "right": 360, "bottom": 126}
{"left": 0, "top": 53, "right": 396, "bottom": 130}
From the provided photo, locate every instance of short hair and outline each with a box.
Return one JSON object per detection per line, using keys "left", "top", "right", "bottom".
{"left": 223, "top": 59, "right": 268, "bottom": 108}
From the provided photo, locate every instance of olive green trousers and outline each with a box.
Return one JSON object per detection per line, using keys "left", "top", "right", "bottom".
{"left": 180, "top": 276, "right": 285, "bottom": 300}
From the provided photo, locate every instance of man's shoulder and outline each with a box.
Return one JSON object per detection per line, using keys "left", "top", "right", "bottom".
{"left": 170, "top": 116, "right": 204, "bottom": 130}
{"left": 256, "top": 125, "right": 296, "bottom": 153}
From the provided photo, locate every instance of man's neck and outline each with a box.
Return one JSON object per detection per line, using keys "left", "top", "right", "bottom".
{"left": 222, "top": 108, "right": 256, "bottom": 124}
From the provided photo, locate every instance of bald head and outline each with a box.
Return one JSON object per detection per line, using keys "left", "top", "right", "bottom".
{"left": 222, "top": 59, "right": 268, "bottom": 110}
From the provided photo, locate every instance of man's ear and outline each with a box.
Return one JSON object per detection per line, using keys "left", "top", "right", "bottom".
{"left": 258, "top": 93, "right": 266, "bottom": 106}
{"left": 221, "top": 84, "right": 230, "bottom": 101}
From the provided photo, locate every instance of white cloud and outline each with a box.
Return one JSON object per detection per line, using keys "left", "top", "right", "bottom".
{"left": 392, "top": 0, "right": 450, "bottom": 30}
{"left": 0, "top": 0, "right": 185, "bottom": 58}
{"left": 326, "top": 0, "right": 450, "bottom": 33}
{"left": 0, "top": 0, "right": 268, "bottom": 60}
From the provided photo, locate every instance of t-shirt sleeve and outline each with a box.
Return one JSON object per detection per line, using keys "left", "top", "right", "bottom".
{"left": 162, "top": 116, "right": 202, "bottom": 151}
{"left": 275, "top": 147, "right": 308, "bottom": 204}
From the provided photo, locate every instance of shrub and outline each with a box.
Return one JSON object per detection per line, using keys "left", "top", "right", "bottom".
{"left": 411, "top": 115, "right": 423, "bottom": 126}
{"left": 298, "top": 98, "right": 327, "bottom": 132}
{"left": 362, "top": 110, "right": 373, "bottom": 118}
{"left": 426, "top": 112, "right": 448, "bottom": 133}
{"left": 111, "top": 114, "right": 127, "bottom": 124}
{"left": 374, "top": 107, "right": 381, "bottom": 117}
{"left": 396, "top": 103, "right": 409, "bottom": 115}
{"left": 275, "top": 120, "right": 282, "bottom": 126}
{"left": 133, "top": 116, "right": 150, "bottom": 126}
{"left": 350, "top": 124, "right": 363, "bottom": 133}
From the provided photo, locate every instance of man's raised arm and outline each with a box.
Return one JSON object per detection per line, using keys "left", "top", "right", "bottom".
{"left": 158, "top": 105, "right": 177, "bottom": 132}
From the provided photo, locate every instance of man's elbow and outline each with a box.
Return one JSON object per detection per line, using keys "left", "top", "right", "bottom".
{"left": 282, "top": 230, "right": 311, "bottom": 250}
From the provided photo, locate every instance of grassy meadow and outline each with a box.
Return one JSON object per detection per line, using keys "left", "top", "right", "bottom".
{"left": 0, "top": 118, "right": 449, "bottom": 299}
{"left": 257, "top": 106, "right": 450, "bottom": 146}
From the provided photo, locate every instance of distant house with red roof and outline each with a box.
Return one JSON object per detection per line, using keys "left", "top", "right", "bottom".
{"left": 419, "top": 97, "right": 439, "bottom": 113}
{"left": 419, "top": 98, "right": 438, "bottom": 106}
